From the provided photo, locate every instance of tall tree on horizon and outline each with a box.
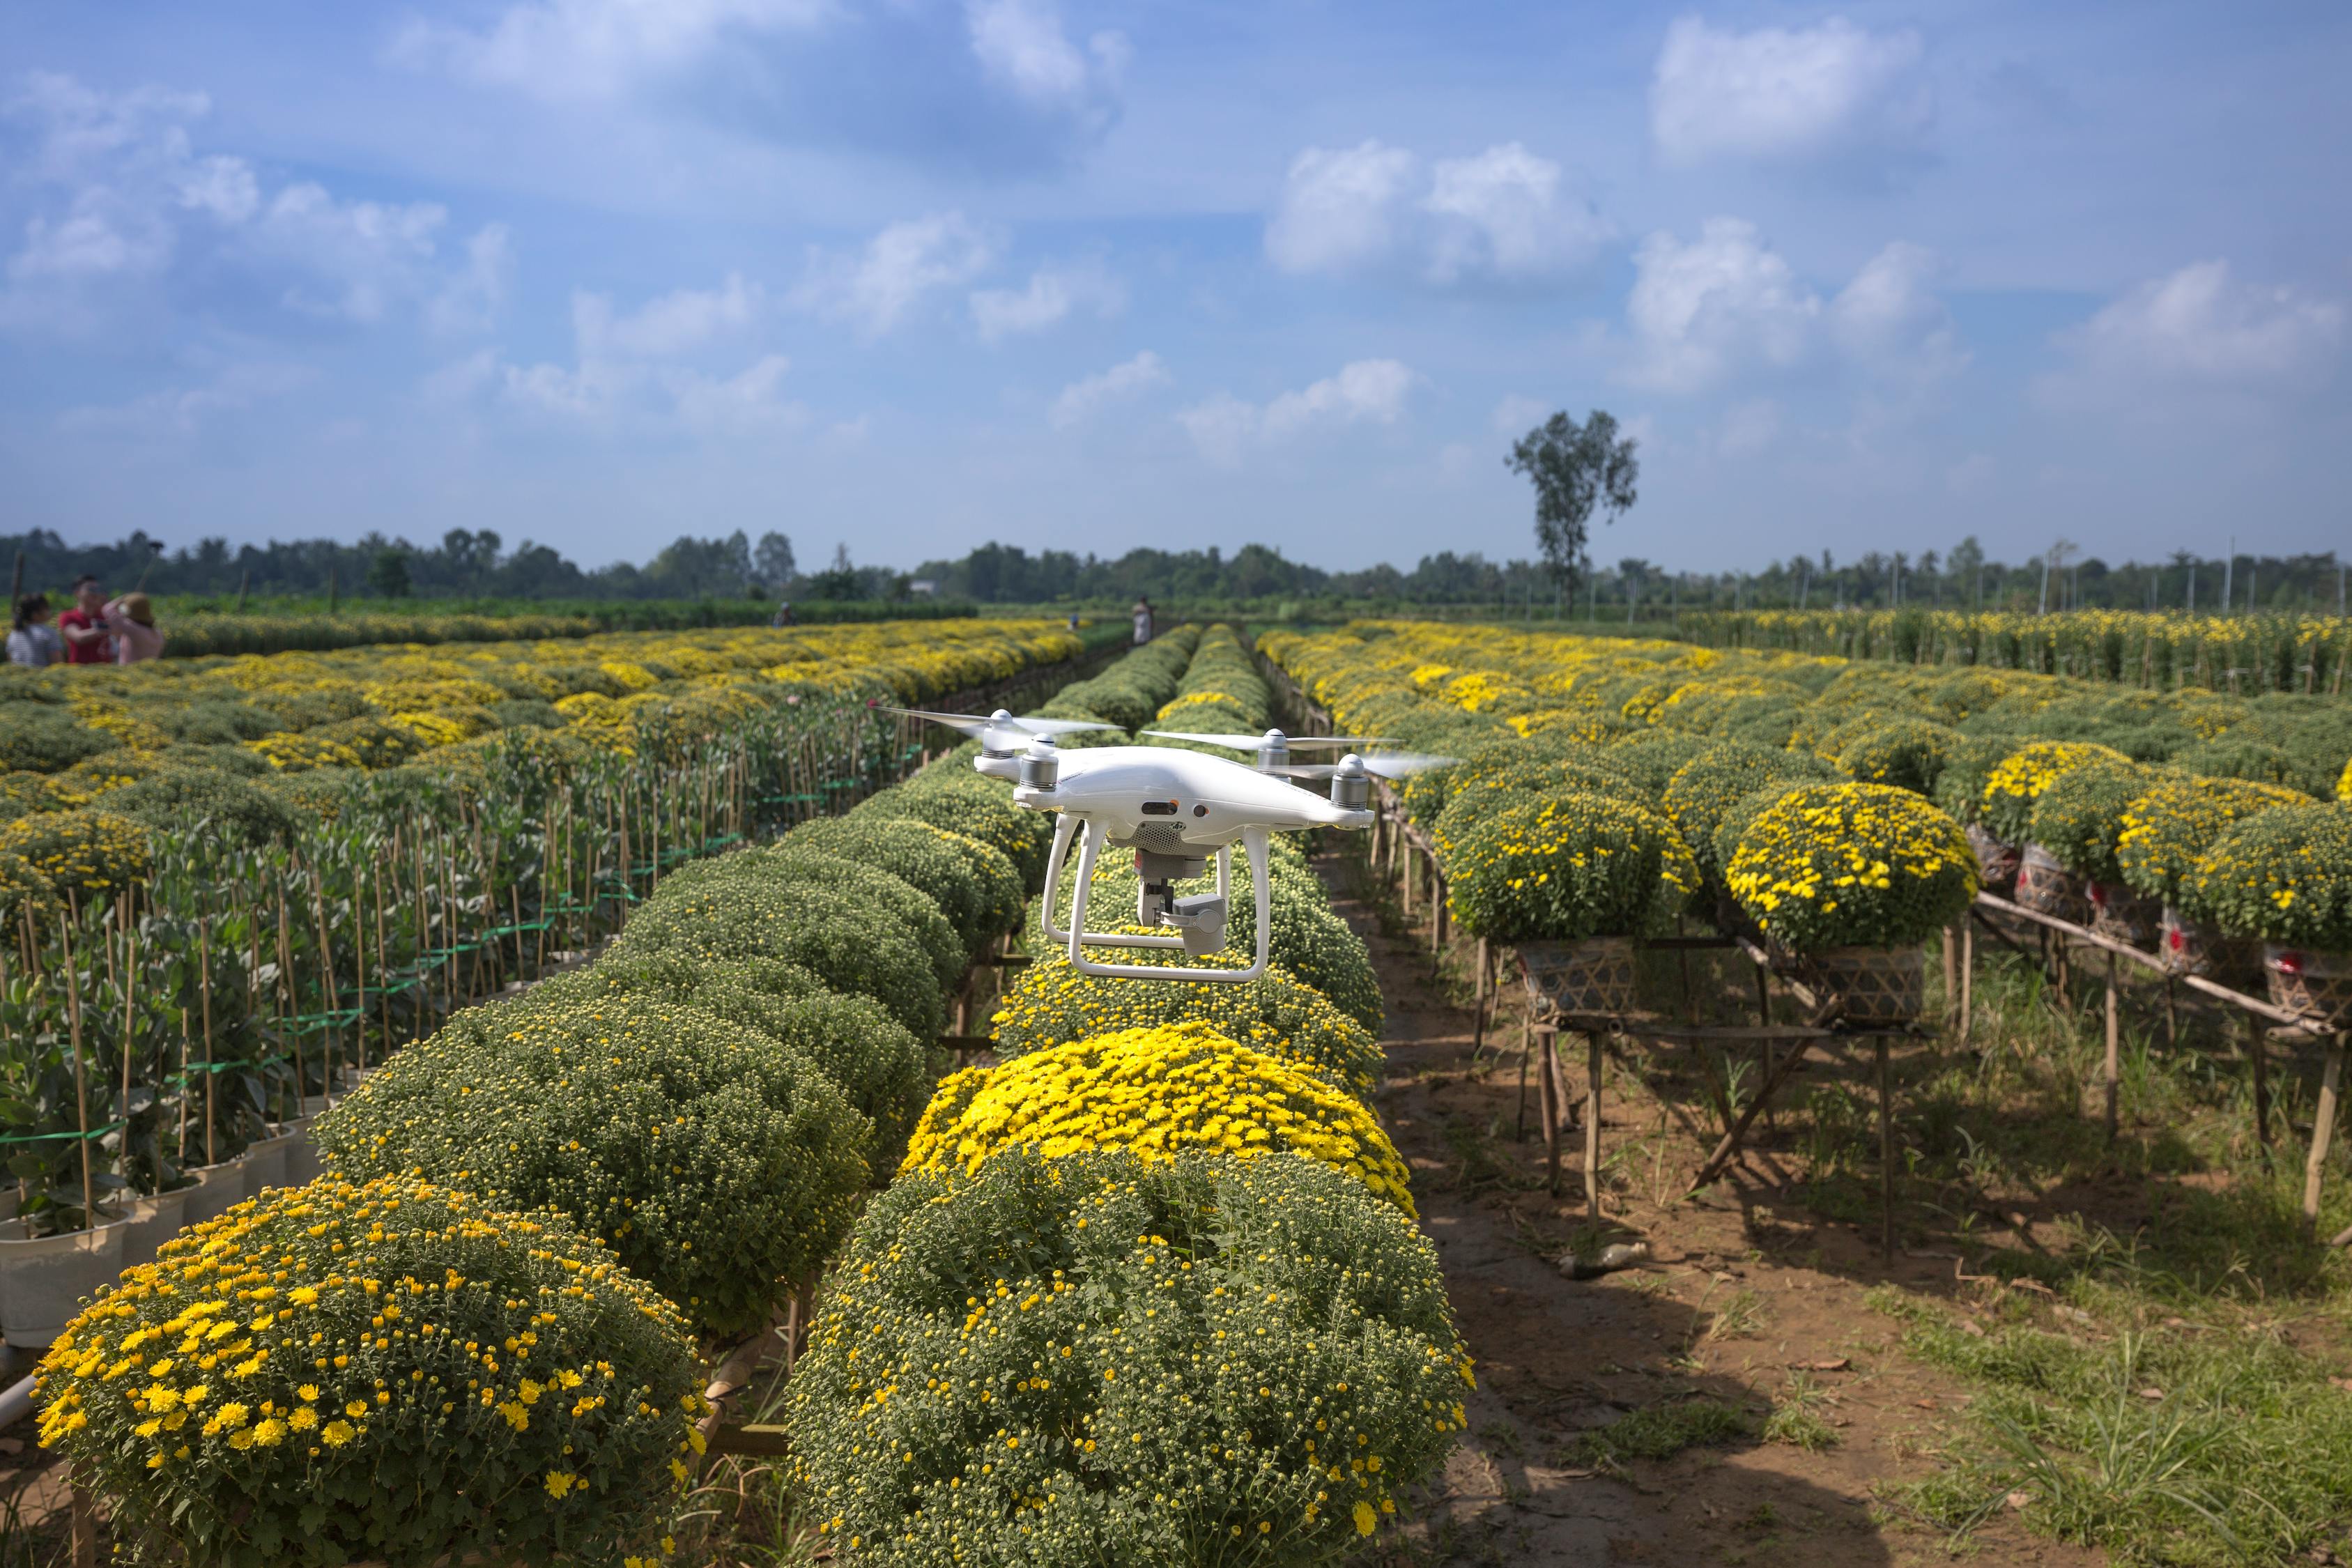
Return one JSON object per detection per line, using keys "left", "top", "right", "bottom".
{"left": 1507, "top": 410, "right": 1639, "bottom": 594}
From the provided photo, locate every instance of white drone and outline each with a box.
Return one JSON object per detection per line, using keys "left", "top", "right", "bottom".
{"left": 884, "top": 707, "right": 1452, "bottom": 983}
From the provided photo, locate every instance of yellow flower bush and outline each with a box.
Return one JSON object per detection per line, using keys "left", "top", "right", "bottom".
{"left": 902, "top": 1022, "right": 1416, "bottom": 1215}
{"left": 1980, "top": 741, "right": 2135, "bottom": 843}
{"left": 2119, "top": 775, "right": 2316, "bottom": 905}
{"left": 1728, "top": 783, "right": 1977, "bottom": 953}
{"left": 0, "top": 808, "right": 151, "bottom": 900}
{"left": 787, "top": 1146, "right": 1470, "bottom": 1568}
{"left": 36, "top": 1176, "right": 704, "bottom": 1568}
{"left": 1447, "top": 792, "right": 1698, "bottom": 944}
{"left": 2181, "top": 802, "right": 2352, "bottom": 948}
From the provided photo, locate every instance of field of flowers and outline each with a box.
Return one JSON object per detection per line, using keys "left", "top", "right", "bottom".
{"left": 30, "top": 623, "right": 1471, "bottom": 1567}
{"left": 1681, "top": 606, "right": 2352, "bottom": 695}
{"left": 0, "top": 618, "right": 1086, "bottom": 1269}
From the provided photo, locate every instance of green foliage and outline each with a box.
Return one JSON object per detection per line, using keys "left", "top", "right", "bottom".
{"left": 35, "top": 1175, "right": 703, "bottom": 1568}
{"left": 1836, "top": 718, "right": 1960, "bottom": 796}
{"left": 1728, "top": 783, "right": 1977, "bottom": 953}
{"left": 1562, "top": 1399, "right": 1753, "bottom": 1467}
{"left": 316, "top": 992, "right": 869, "bottom": 1337}
{"left": 523, "top": 951, "right": 930, "bottom": 1176}
{"left": 991, "top": 948, "right": 1385, "bottom": 1097}
{"left": 784, "top": 813, "right": 1026, "bottom": 956}
{"left": 1448, "top": 791, "right": 1698, "bottom": 943}
{"left": 1980, "top": 741, "right": 2137, "bottom": 844}
{"left": 787, "top": 1147, "right": 1471, "bottom": 1567}
{"left": 2115, "top": 775, "right": 2313, "bottom": 905}
{"left": 1662, "top": 741, "right": 1844, "bottom": 884}
{"left": 854, "top": 761, "right": 1053, "bottom": 889}
{"left": 2025, "top": 761, "right": 2151, "bottom": 884}
{"left": 0, "top": 707, "right": 105, "bottom": 775}
{"left": 98, "top": 769, "right": 298, "bottom": 850}
{"left": 1930, "top": 735, "right": 2018, "bottom": 829}
{"left": 2181, "top": 801, "right": 2352, "bottom": 948}
{"left": 755, "top": 844, "right": 966, "bottom": 994}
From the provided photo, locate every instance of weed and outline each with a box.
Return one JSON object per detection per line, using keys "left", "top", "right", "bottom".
{"left": 1762, "top": 1373, "right": 1842, "bottom": 1452}
{"left": 1561, "top": 1398, "right": 1755, "bottom": 1468}
{"left": 1702, "top": 1286, "right": 1770, "bottom": 1344}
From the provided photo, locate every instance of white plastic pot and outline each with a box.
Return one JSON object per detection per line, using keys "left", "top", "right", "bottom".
{"left": 0, "top": 1219, "right": 128, "bottom": 1348}
{"left": 178, "top": 1160, "right": 246, "bottom": 1229}
{"left": 241, "top": 1128, "right": 302, "bottom": 1199}
{"left": 120, "top": 1185, "right": 193, "bottom": 1272}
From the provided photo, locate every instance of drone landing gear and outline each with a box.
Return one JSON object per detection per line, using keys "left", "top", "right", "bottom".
{"left": 1038, "top": 815, "right": 1273, "bottom": 983}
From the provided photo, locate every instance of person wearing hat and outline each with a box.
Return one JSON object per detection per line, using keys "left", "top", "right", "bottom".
{"left": 6, "top": 592, "right": 63, "bottom": 667}
{"left": 102, "top": 590, "right": 164, "bottom": 663}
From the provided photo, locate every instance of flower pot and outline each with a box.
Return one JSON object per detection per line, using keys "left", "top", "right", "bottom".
{"left": 241, "top": 1128, "right": 301, "bottom": 1199}
{"left": 2086, "top": 880, "right": 2159, "bottom": 948}
{"left": 2263, "top": 946, "right": 2352, "bottom": 1031}
{"left": 284, "top": 1098, "right": 331, "bottom": 1185}
{"left": 2015, "top": 843, "right": 2089, "bottom": 925}
{"left": 120, "top": 1185, "right": 192, "bottom": 1272}
{"left": 1967, "top": 825, "right": 2020, "bottom": 896}
{"left": 178, "top": 1160, "right": 246, "bottom": 1230}
{"left": 1518, "top": 936, "right": 1638, "bottom": 1017}
{"left": 2157, "top": 905, "right": 2262, "bottom": 986}
{"left": 1809, "top": 945, "right": 1926, "bottom": 1024}
{"left": 0, "top": 1218, "right": 128, "bottom": 1348}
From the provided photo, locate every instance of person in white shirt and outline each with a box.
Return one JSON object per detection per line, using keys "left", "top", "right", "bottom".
{"left": 6, "top": 593, "right": 63, "bottom": 667}
{"left": 1130, "top": 596, "right": 1153, "bottom": 645}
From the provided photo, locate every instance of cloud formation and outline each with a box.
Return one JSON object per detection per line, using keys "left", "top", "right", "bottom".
{"left": 1650, "top": 15, "right": 1930, "bottom": 167}
{"left": 1624, "top": 218, "right": 1963, "bottom": 394}
{"left": 2036, "top": 261, "right": 2346, "bottom": 414}
{"left": 794, "top": 213, "right": 996, "bottom": 335}
{"left": 1266, "top": 140, "right": 1611, "bottom": 289}
{"left": 1050, "top": 350, "right": 1167, "bottom": 428}
{"left": 392, "top": 0, "right": 833, "bottom": 102}
{"left": 1178, "top": 359, "right": 1415, "bottom": 466}
{"left": 970, "top": 257, "right": 1124, "bottom": 342}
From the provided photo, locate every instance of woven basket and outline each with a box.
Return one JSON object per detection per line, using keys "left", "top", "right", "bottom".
{"left": 1809, "top": 945, "right": 1925, "bottom": 1025}
{"left": 2086, "top": 880, "right": 2160, "bottom": 948}
{"left": 1519, "top": 936, "right": 1638, "bottom": 1017}
{"left": 2157, "top": 905, "right": 2261, "bottom": 985}
{"left": 2263, "top": 946, "right": 2352, "bottom": 1031}
{"left": 2015, "top": 843, "right": 2090, "bottom": 925}
{"left": 1968, "top": 825, "right": 2021, "bottom": 896}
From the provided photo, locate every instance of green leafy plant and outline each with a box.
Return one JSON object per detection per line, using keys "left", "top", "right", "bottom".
{"left": 1836, "top": 718, "right": 1960, "bottom": 797}
{"left": 318, "top": 992, "right": 869, "bottom": 1336}
{"left": 2026, "top": 761, "right": 2151, "bottom": 884}
{"left": 787, "top": 1146, "right": 1471, "bottom": 1565}
{"left": 1981, "top": 741, "right": 2135, "bottom": 844}
{"left": 2181, "top": 801, "right": 2352, "bottom": 948}
{"left": 36, "top": 1176, "right": 704, "bottom": 1568}
{"left": 1448, "top": 791, "right": 1698, "bottom": 944}
{"left": 2116, "top": 775, "right": 2313, "bottom": 905}
{"left": 1727, "top": 783, "right": 1977, "bottom": 953}
{"left": 1662, "top": 741, "right": 1843, "bottom": 883}
{"left": 783, "top": 815, "right": 1025, "bottom": 958}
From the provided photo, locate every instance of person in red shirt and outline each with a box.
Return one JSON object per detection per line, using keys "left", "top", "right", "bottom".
{"left": 57, "top": 575, "right": 111, "bottom": 666}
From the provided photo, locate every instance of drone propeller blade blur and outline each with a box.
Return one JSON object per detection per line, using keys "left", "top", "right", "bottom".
{"left": 1141, "top": 730, "right": 1399, "bottom": 750}
{"left": 878, "top": 705, "right": 1117, "bottom": 751}
{"left": 1273, "top": 752, "right": 1460, "bottom": 781}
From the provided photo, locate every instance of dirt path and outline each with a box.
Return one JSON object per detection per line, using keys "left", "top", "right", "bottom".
{"left": 1321, "top": 853, "right": 2103, "bottom": 1568}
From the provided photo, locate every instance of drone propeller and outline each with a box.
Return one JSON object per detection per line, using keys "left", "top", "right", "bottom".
{"left": 1141, "top": 730, "right": 1399, "bottom": 751}
{"left": 1273, "top": 751, "right": 1459, "bottom": 781}
{"left": 879, "top": 705, "right": 1116, "bottom": 753}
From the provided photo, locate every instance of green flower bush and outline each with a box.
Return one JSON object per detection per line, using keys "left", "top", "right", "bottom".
{"left": 1979, "top": 741, "right": 2135, "bottom": 844}
{"left": 2117, "top": 776, "right": 2315, "bottom": 905}
{"left": 991, "top": 948, "right": 1384, "bottom": 1097}
{"left": 784, "top": 815, "right": 1025, "bottom": 958}
{"left": 2182, "top": 804, "right": 2352, "bottom": 949}
{"left": 610, "top": 859, "right": 946, "bottom": 1039}
{"left": 0, "top": 808, "right": 151, "bottom": 901}
{"left": 1662, "top": 741, "right": 1843, "bottom": 883}
{"left": 36, "top": 1176, "right": 704, "bottom": 1568}
{"left": 1447, "top": 792, "right": 1698, "bottom": 944}
{"left": 1835, "top": 718, "right": 1960, "bottom": 797}
{"left": 854, "top": 761, "right": 1052, "bottom": 889}
{"left": 787, "top": 1147, "right": 1471, "bottom": 1566}
{"left": 525, "top": 951, "right": 931, "bottom": 1175}
{"left": 1928, "top": 735, "right": 2018, "bottom": 829}
{"left": 2025, "top": 760, "right": 2151, "bottom": 885}
{"left": 1728, "top": 783, "right": 1977, "bottom": 953}
{"left": 707, "top": 843, "right": 963, "bottom": 995}
{"left": 98, "top": 768, "right": 298, "bottom": 850}
{"left": 316, "top": 992, "right": 869, "bottom": 1337}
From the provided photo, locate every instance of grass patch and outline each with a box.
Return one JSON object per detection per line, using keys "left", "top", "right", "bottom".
{"left": 1762, "top": 1373, "right": 1842, "bottom": 1453}
{"left": 1562, "top": 1398, "right": 1755, "bottom": 1468}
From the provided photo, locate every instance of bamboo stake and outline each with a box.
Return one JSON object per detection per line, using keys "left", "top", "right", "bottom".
{"left": 1583, "top": 1030, "right": 1604, "bottom": 1220}
{"left": 60, "top": 921, "right": 97, "bottom": 1224}
{"left": 1876, "top": 1036, "right": 1896, "bottom": 1258}
{"left": 2303, "top": 1038, "right": 2344, "bottom": 1228}
{"left": 2249, "top": 1012, "right": 2272, "bottom": 1164}
{"left": 200, "top": 915, "right": 217, "bottom": 1165}
{"left": 2104, "top": 951, "right": 2121, "bottom": 1144}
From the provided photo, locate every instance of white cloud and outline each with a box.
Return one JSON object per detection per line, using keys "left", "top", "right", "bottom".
{"left": 1050, "top": 350, "right": 1168, "bottom": 428}
{"left": 392, "top": 0, "right": 833, "bottom": 102}
{"left": 1650, "top": 15, "right": 1930, "bottom": 167}
{"left": 1178, "top": 358, "right": 1416, "bottom": 466}
{"left": 578, "top": 272, "right": 760, "bottom": 359}
{"left": 1623, "top": 219, "right": 1963, "bottom": 395}
{"left": 964, "top": 0, "right": 1125, "bottom": 114}
{"left": 1266, "top": 139, "right": 1610, "bottom": 289}
{"left": 56, "top": 362, "right": 313, "bottom": 441}
{"left": 1491, "top": 394, "right": 1552, "bottom": 436}
{"left": 971, "top": 259, "right": 1124, "bottom": 342}
{"left": 1717, "top": 399, "right": 1782, "bottom": 458}
{"left": 0, "top": 74, "right": 507, "bottom": 337}
{"left": 794, "top": 213, "right": 995, "bottom": 335}
{"left": 2053, "top": 261, "right": 2344, "bottom": 390}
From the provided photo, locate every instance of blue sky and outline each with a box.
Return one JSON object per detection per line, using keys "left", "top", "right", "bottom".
{"left": 1, "top": 1, "right": 2346, "bottom": 574}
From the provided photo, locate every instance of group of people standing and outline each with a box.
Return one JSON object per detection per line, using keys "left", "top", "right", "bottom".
{"left": 6, "top": 576, "right": 165, "bottom": 668}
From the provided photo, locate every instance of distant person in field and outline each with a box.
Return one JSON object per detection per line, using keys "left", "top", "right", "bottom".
{"left": 1131, "top": 596, "right": 1153, "bottom": 645}
{"left": 58, "top": 576, "right": 111, "bottom": 665}
{"left": 103, "top": 591, "right": 164, "bottom": 663}
{"left": 771, "top": 599, "right": 795, "bottom": 627}
{"left": 7, "top": 593, "right": 62, "bottom": 667}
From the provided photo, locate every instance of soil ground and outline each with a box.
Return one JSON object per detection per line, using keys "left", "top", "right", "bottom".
{"left": 1316, "top": 850, "right": 2105, "bottom": 1568}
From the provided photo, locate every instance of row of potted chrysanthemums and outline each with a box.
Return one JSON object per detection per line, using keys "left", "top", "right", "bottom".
{"left": 1260, "top": 622, "right": 2352, "bottom": 1031}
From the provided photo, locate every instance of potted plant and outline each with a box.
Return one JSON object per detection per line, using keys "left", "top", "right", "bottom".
{"left": 2182, "top": 802, "right": 2352, "bottom": 1026}
{"left": 1930, "top": 737, "right": 2024, "bottom": 894}
{"left": 2026, "top": 760, "right": 2155, "bottom": 944}
{"left": 1726, "top": 783, "right": 1978, "bottom": 1024}
{"left": 1981, "top": 741, "right": 2133, "bottom": 922}
{"left": 1449, "top": 791, "right": 1699, "bottom": 1017}
{"left": 2116, "top": 776, "right": 2310, "bottom": 981}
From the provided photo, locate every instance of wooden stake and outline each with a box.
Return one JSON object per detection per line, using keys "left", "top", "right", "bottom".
{"left": 1942, "top": 926, "right": 1958, "bottom": 1028}
{"left": 1514, "top": 1013, "right": 1532, "bottom": 1140}
{"left": 2249, "top": 1012, "right": 2272, "bottom": 1163}
{"left": 1959, "top": 920, "right": 1974, "bottom": 1043}
{"left": 60, "top": 921, "right": 97, "bottom": 1224}
{"left": 1537, "top": 1026, "right": 1560, "bottom": 1195}
{"left": 1875, "top": 1035, "right": 1896, "bottom": 1259}
{"left": 1471, "top": 937, "right": 1490, "bottom": 1056}
{"left": 1583, "top": 1029, "right": 1604, "bottom": 1220}
{"left": 2104, "top": 950, "right": 2121, "bottom": 1144}
{"left": 199, "top": 916, "right": 216, "bottom": 1165}
{"left": 2303, "top": 1036, "right": 2344, "bottom": 1228}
